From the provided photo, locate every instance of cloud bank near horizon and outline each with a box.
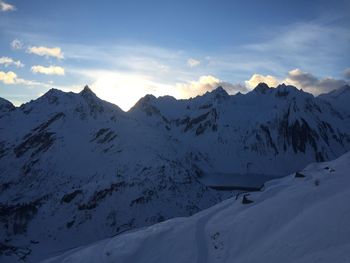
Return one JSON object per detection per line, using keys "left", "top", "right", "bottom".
{"left": 0, "top": 21, "right": 349, "bottom": 110}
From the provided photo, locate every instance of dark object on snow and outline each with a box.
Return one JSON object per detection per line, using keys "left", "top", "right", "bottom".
{"left": 295, "top": 172, "right": 306, "bottom": 178}
{"left": 211, "top": 185, "right": 262, "bottom": 191}
{"left": 242, "top": 194, "right": 253, "bottom": 204}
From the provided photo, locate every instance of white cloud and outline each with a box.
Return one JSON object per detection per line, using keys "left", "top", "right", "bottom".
{"left": 27, "top": 46, "right": 64, "bottom": 59}
{"left": 187, "top": 58, "right": 201, "bottom": 68}
{"left": 0, "top": 57, "right": 24, "bottom": 68}
{"left": 0, "top": 1, "right": 15, "bottom": 11}
{"left": 245, "top": 74, "right": 279, "bottom": 89}
{"left": 0, "top": 71, "right": 17, "bottom": 84}
{"left": 176, "top": 75, "right": 246, "bottom": 98}
{"left": 244, "top": 69, "right": 348, "bottom": 94}
{"left": 0, "top": 70, "right": 54, "bottom": 87}
{"left": 176, "top": 75, "right": 220, "bottom": 98}
{"left": 7, "top": 35, "right": 346, "bottom": 109}
{"left": 243, "top": 69, "right": 348, "bottom": 94}
{"left": 284, "top": 68, "right": 347, "bottom": 94}
{"left": 31, "top": 65, "right": 65, "bottom": 75}
{"left": 11, "top": 39, "right": 23, "bottom": 50}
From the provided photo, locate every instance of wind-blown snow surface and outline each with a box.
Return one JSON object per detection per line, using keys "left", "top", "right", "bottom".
{"left": 1, "top": 83, "right": 350, "bottom": 262}
{"left": 42, "top": 152, "right": 350, "bottom": 263}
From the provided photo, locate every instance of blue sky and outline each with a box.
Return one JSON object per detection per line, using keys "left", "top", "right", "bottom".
{"left": 0, "top": 0, "right": 349, "bottom": 110}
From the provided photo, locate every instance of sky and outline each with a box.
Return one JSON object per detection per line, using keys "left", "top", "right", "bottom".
{"left": 0, "top": 0, "right": 349, "bottom": 110}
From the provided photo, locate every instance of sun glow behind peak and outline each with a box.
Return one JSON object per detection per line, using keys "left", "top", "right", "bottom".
{"left": 89, "top": 71, "right": 175, "bottom": 111}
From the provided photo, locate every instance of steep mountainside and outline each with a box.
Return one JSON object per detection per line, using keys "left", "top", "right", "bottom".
{"left": 131, "top": 83, "right": 350, "bottom": 176}
{"left": 318, "top": 84, "right": 350, "bottom": 116}
{"left": 0, "top": 83, "right": 349, "bottom": 262}
{"left": 0, "top": 97, "right": 15, "bottom": 117}
{"left": 42, "top": 151, "right": 350, "bottom": 263}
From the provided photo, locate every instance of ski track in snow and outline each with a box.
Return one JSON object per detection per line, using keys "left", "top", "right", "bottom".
{"left": 195, "top": 200, "right": 233, "bottom": 263}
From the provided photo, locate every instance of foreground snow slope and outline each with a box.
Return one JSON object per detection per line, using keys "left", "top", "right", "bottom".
{"left": 43, "top": 151, "right": 350, "bottom": 263}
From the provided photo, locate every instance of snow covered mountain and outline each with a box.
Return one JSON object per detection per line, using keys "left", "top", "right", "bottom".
{"left": 41, "top": 151, "right": 350, "bottom": 263}
{"left": 0, "top": 86, "right": 229, "bottom": 263}
{"left": 1, "top": 83, "right": 349, "bottom": 262}
{"left": 131, "top": 83, "right": 350, "bottom": 176}
{"left": 0, "top": 97, "right": 15, "bottom": 117}
{"left": 318, "top": 84, "right": 350, "bottom": 116}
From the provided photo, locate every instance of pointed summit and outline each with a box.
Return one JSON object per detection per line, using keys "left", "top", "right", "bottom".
{"left": 212, "top": 86, "right": 229, "bottom": 96}
{"left": 0, "top": 97, "right": 15, "bottom": 112}
{"left": 80, "top": 85, "right": 96, "bottom": 97}
{"left": 43, "top": 88, "right": 65, "bottom": 97}
{"left": 275, "top": 83, "right": 298, "bottom": 91}
{"left": 40, "top": 88, "right": 66, "bottom": 105}
{"left": 205, "top": 86, "right": 229, "bottom": 101}
{"left": 253, "top": 82, "right": 270, "bottom": 94}
{"left": 274, "top": 83, "right": 301, "bottom": 97}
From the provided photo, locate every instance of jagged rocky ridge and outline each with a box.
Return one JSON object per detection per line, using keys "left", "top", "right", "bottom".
{"left": 0, "top": 83, "right": 349, "bottom": 262}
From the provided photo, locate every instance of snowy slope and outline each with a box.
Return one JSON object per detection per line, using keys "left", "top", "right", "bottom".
{"left": 318, "top": 84, "right": 350, "bottom": 116}
{"left": 42, "top": 151, "right": 350, "bottom": 263}
{"left": 1, "top": 83, "right": 350, "bottom": 262}
{"left": 0, "top": 97, "right": 15, "bottom": 118}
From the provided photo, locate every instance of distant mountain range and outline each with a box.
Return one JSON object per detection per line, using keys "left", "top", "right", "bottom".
{"left": 1, "top": 83, "right": 349, "bottom": 262}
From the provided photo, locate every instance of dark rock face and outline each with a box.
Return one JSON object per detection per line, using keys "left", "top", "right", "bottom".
{"left": 91, "top": 128, "right": 117, "bottom": 144}
{"left": 242, "top": 194, "right": 254, "bottom": 204}
{"left": 14, "top": 132, "right": 56, "bottom": 158}
{"left": 0, "top": 199, "right": 42, "bottom": 235}
{"left": 0, "top": 141, "right": 10, "bottom": 159}
{"left": 61, "top": 190, "right": 83, "bottom": 204}
{"left": 176, "top": 108, "right": 218, "bottom": 136}
{"left": 295, "top": 172, "right": 306, "bottom": 178}
{"left": 33, "top": 113, "right": 65, "bottom": 132}
{"left": 13, "top": 113, "right": 65, "bottom": 158}
{"left": 0, "top": 243, "right": 31, "bottom": 261}
{"left": 277, "top": 107, "right": 348, "bottom": 161}
{"left": 78, "top": 182, "right": 127, "bottom": 210}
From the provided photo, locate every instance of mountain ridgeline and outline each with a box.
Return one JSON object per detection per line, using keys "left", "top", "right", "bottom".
{"left": 0, "top": 83, "right": 349, "bottom": 262}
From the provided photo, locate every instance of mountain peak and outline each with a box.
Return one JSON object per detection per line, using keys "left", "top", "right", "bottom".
{"left": 0, "top": 97, "right": 15, "bottom": 112}
{"left": 80, "top": 85, "right": 96, "bottom": 97}
{"left": 253, "top": 82, "right": 270, "bottom": 94}
{"left": 276, "top": 83, "right": 299, "bottom": 92}
{"left": 79, "top": 85, "right": 103, "bottom": 106}
{"left": 204, "top": 86, "right": 229, "bottom": 100}
{"left": 44, "top": 88, "right": 65, "bottom": 97}
{"left": 40, "top": 88, "right": 67, "bottom": 104}
{"left": 322, "top": 84, "right": 350, "bottom": 98}
{"left": 213, "top": 86, "right": 228, "bottom": 95}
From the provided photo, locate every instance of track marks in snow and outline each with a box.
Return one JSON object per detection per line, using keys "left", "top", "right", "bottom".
{"left": 195, "top": 200, "right": 233, "bottom": 263}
